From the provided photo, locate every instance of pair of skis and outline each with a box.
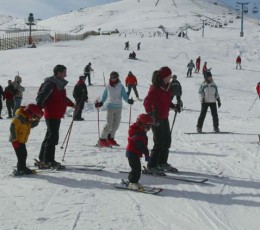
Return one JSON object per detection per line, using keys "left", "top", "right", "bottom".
{"left": 115, "top": 167, "right": 215, "bottom": 195}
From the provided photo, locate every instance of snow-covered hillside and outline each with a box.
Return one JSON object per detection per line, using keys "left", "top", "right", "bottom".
{"left": 0, "top": 0, "right": 259, "bottom": 230}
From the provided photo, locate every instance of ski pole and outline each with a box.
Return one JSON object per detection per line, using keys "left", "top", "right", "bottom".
{"left": 62, "top": 120, "right": 74, "bottom": 162}
{"left": 170, "top": 111, "right": 178, "bottom": 135}
{"left": 97, "top": 106, "right": 101, "bottom": 148}
{"left": 103, "top": 72, "right": 106, "bottom": 86}
{"left": 249, "top": 95, "right": 259, "bottom": 111}
{"left": 129, "top": 97, "right": 133, "bottom": 127}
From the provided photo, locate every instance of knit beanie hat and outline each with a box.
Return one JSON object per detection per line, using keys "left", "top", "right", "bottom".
{"left": 159, "top": 66, "right": 172, "bottom": 79}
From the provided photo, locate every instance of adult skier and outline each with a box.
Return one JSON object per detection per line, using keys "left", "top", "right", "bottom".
{"left": 84, "top": 62, "right": 94, "bottom": 86}
{"left": 196, "top": 71, "right": 221, "bottom": 133}
{"left": 73, "top": 76, "right": 88, "bottom": 121}
{"left": 187, "top": 60, "right": 195, "bottom": 77}
{"left": 125, "top": 71, "right": 140, "bottom": 100}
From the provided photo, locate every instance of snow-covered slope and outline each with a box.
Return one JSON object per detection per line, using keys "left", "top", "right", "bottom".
{"left": 0, "top": 0, "right": 259, "bottom": 230}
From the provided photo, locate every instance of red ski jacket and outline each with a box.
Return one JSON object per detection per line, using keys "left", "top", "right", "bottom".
{"left": 236, "top": 56, "right": 241, "bottom": 63}
{"left": 143, "top": 85, "right": 172, "bottom": 120}
{"left": 126, "top": 123, "right": 149, "bottom": 159}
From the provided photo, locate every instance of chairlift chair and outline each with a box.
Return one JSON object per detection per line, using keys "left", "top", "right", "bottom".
{"left": 243, "top": 5, "right": 248, "bottom": 14}
{"left": 252, "top": 6, "right": 258, "bottom": 14}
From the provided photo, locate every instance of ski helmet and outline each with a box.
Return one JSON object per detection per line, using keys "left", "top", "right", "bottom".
{"left": 25, "top": 104, "right": 43, "bottom": 119}
{"left": 136, "top": 114, "right": 155, "bottom": 129}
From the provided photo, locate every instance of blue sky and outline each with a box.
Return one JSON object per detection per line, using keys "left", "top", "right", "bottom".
{"left": 0, "top": 0, "right": 258, "bottom": 19}
{"left": 0, "top": 0, "right": 120, "bottom": 19}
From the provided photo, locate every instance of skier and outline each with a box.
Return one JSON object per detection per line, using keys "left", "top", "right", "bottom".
{"left": 12, "top": 75, "right": 25, "bottom": 116}
{"left": 125, "top": 71, "right": 140, "bottom": 100}
{"left": 194, "top": 56, "right": 201, "bottom": 73}
{"left": 4, "top": 80, "right": 14, "bottom": 118}
{"left": 236, "top": 55, "right": 242, "bottom": 69}
{"left": 73, "top": 76, "right": 88, "bottom": 121}
{"left": 0, "top": 84, "right": 4, "bottom": 119}
{"left": 124, "top": 41, "right": 129, "bottom": 50}
{"left": 137, "top": 42, "right": 141, "bottom": 50}
{"left": 257, "top": 82, "right": 260, "bottom": 98}
{"left": 95, "top": 71, "right": 134, "bottom": 147}
{"left": 196, "top": 71, "right": 221, "bottom": 133}
{"left": 126, "top": 113, "right": 154, "bottom": 191}
{"left": 170, "top": 75, "right": 183, "bottom": 108}
{"left": 36, "top": 64, "right": 75, "bottom": 169}
{"left": 10, "top": 104, "right": 43, "bottom": 175}
{"left": 187, "top": 60, "right": 195, "bottom": 77}
{"left": 143, "top": 66, "right": 180, "bottom": 174}
{"left": 84, "top": 62, "right": 94, "bottom": 86}
{"left": 202, "top": 62, "right": 211, "bottom": 77}
{"left": 129, "top": 51, "right": 136, "bottom": 59}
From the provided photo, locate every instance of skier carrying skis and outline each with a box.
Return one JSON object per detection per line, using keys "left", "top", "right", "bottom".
{"left": 10, "top": 104, "right": 43, "bottom": 175}
{"left": 73, "top": 76, "right": 88, "bottom": 121}
{"left": 143, "top": 66, "right": 181, "bottom": 174}
{"left": 187, "top": 60, "right": 195, "bottom": 77}
{"left": 126, "top": 113, "right": 154, "bottom": 191}
{"left": 95, "top": 71, "right": 134, "bottom": 147}
{"left": 195, "top": 56, "right": 201, "bottom": 73}
{"left": 125, "top": 71, "right": 140, "bottom": 100}
{"left": 236, "top": 55, "right": 242, "bottom": 69}
{"left": 196, "top": 71, "right": 221, "bottom": 133}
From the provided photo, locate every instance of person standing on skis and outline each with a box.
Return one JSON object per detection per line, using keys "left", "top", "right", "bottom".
{"left": 10, "top": 104, "right": 43, "bottom": 175}
{"left": 125, "top": 71, "right": 140, "bottom": 100}
{"left": 95, "top": 71, "right": 134, "bottom": 147}
{"left": 126, "top": 114, "right": 154, "bottom": 191}
{"left": 196, "top": 71, "right": 221, "bottom": 133}
{"left": 143, "top": 66, "right": 180, "bottom": 174}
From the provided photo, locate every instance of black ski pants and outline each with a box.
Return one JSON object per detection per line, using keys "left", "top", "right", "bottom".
{"left": 74, "top": 99, "right": 84, "bottom": 119}
{"left": 14, "top": 143, "right": 28, "bottom": 171}
{"left": 85, "top": 73, "right": 91, "bottom": 85}
{"left": 127, "top": 85, "right": 139, "bottom": 98}
{"left": 197, "top": 102, "right": 219, "bottom": 129}
{"left": 39, "top": 119, "right": 61, "bottom": 163}
{"left": 128, "top": 154, "right": 141, "bottom": 183}
{"left": 148, "top": 118, "right": 171, "bottom": 167}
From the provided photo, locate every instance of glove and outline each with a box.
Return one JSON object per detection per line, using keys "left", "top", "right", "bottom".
{"left": 171, "top": 103, "right": 181, "bottom": 113}
{"left": 145, "top": 155, "right": 151, "bottom": 163}
{"left": 95, "top": 102, "right": 103, "bottom": 108}
{"left": 201, "top": 98, "right": 205, "bottom": 104}
{"left": 170, "top": 103, "right": 175, "bottom": 110}
{"left": 177, "top": 100, "right": 183, "bottom": 109}
{"left": 128, "top": 98, "right": 134, "bottom": 105}
{"left": 217, "top": 99, "right": 221, "bottom": 108}
{"left": 12, "top": 141, "right": 20, "bottom": 149}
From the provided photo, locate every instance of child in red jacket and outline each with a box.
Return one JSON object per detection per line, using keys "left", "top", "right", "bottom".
{"left": 126, "top": 114, "right": 154, "bottom": 191}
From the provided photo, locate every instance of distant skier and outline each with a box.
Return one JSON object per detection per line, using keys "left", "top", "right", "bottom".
{"left": 84, "top": 62, "right": 94, "bottom": 86}
{"left": 126, "top": 113, "right": 154, "bottom": 191}
{"left": 12, "top": 75, "right": 25, "bottom": 116}
{"left": 256, "top": 82, "right": 260, "bottom": 98}
{"left": 129, "top": 51, "right": 136, "bottom": 59}
{"left": 196, "top": 71, "right": 221, "bottom": 133}
{"left": 170, "top": 75, "right": 183, "bottom": 108}
{"left": 202, "top": 62, "right": 211, "bottom": 77}
{"left": 236, "top": 55, "right": 242, "bottom": 69}
{"left": 0, "top": 84, "right": 4, "bottom": 119}
{"left": 187, "top": 60, "right": 195, "bottom": 77}
{"left": 73, "top": 76, "right": 88, "bottom": 121}
{"left": 125, "top": 71, "right": 140, "bottom": 100}
{"left": 4, "top": 80, "right": 14, "bottom": 118}
{"left": 124, "top": 41, "right": 129, "bottom": 50}
{"left": 137, "top": 42, "right": 141, "bottom": 50}
{"left": 194, "top": 56, "right": 201, "bottom": 73}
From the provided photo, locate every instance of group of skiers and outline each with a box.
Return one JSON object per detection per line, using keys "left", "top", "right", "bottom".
{"left": 6, "top": 58, "right": 259, "bottom": 191}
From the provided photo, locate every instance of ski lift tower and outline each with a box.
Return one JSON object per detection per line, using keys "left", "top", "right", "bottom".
{"left": 25, "top": 13, "right": 36, "bottom": 45}
{"left": 236, "top": 2, "right": 249, "bottom": 37}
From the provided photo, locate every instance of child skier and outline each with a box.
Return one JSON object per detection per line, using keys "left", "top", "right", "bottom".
{"left": 10, "top": 104, "right": 43, "bottom": 175}
{"left": 126, "top": 113, "right": 154, "bottom": 191}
